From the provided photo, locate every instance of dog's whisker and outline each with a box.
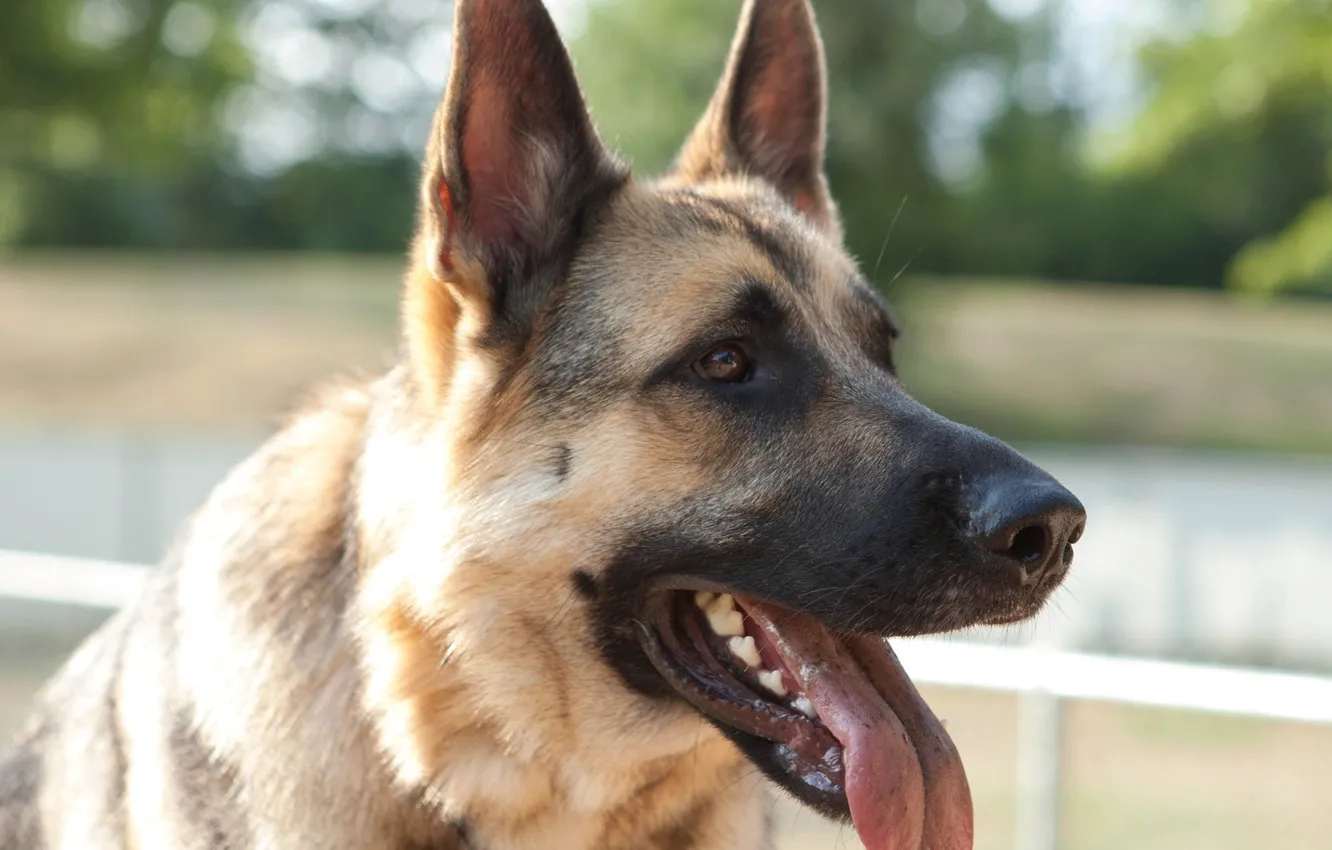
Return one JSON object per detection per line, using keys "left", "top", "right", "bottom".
{"left": 886, "top": 244, "right": 926, "bottom": 294}
{"left": 872, "top": 194, "right": 909, "bottom": 282}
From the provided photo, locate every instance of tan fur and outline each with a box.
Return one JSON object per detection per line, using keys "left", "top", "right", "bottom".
{"left": 351, "top": 362, "right": 758, "bottom": 845}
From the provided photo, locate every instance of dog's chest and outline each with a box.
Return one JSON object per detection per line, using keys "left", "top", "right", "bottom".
{"left": 426, "top": 744, "right": 769, "bottom": 850}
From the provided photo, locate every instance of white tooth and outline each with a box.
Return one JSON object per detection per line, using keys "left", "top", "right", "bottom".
{"left": 757, "top": 669, "right": 788, "bottom": 698}
{"left": 940, "top": 717, "right": 949, "bottom": 731}
{"left": 707, "top": 607, "right": 745, "bottom": 637}
{"left": 792, "top": 696, "right": 818, "bottom": 719}
{"left": 706, "top": 593, "right": 735, "bottom": 615}
{"left": 728, "top": 636, "right": 762, "bottom": 668}
{"left": 694, "top": 591, "right": 716, "bottom": 609}
{"left": 704, "top": 593, "right": 744, "bottom": 636}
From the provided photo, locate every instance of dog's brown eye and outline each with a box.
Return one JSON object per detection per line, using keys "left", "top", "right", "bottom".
{"left": 693, "top": 344, "right": 752, "bottom": 383}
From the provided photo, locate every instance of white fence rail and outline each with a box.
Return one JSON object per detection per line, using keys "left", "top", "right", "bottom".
{"left": 6, "top": 548, "right": 1327, "bottom": 724}
{"left": 0, "top": 549, "right": 151, "bottom": 610}
{"left": 3, "top": 549, "right": 1331, "bottom": 850}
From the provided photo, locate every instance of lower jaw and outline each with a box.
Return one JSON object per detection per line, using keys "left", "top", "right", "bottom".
{"left": 635, "top": 586, "right": 979, "bottom": 850}
{"left": 716, "top": 728, "right": 852, "bottom": 817}
{"left": 635, "top": 591, "right": 849, "bottom": 801}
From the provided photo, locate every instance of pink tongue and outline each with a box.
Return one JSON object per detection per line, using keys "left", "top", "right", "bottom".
{"left": 744, "top": 601, "right": 973, "bottom": 850}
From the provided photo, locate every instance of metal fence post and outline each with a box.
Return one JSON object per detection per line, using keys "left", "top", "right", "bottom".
{"left": 1015, "top": 686, "right": 1063, "bottom": 850}
{"left": 117, "top": 438, "right": 159, "bottom": 565}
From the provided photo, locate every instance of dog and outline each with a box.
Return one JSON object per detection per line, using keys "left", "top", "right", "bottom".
{"left": 0, "top": 0, "right": 1085, "bottom": 847}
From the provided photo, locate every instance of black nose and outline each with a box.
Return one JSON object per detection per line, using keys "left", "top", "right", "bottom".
{"left": 971, "top": 474, "right": 1086, "bottom": 586}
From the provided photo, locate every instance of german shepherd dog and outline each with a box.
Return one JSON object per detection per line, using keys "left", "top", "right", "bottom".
{"left": 0, "top": 0, "right": 1085, "bottom": 847}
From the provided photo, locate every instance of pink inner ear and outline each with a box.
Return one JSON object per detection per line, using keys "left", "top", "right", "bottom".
{"left": 743, "top": 77, "right": 818, "bottom": 207}
{"left": 743, "top": 32, "right": 819, "bottom": 166}
{"left": 461, "top": 75, "right": 529, "bottom": 249}
{"left": 718, "top": 2, "right": 823, "bottom": 218}
{"left": 437, "top": 180, "right": 457, "bottom": 272}
{"left": 792, "top": 192, "right": 819, "bottom": 217}
{"left": 747, "top": 59, "right": 807, "bottom": 145}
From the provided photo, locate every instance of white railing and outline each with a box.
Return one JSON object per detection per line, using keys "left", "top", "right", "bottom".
{"left": 3, "top": 549, "right": 1331, "bottom": 850}
{"left": 0, "top": 549, "right": 151, "bottom": 610}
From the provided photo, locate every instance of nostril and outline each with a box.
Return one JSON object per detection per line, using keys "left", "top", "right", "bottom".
{"left": 970, "top": 473, "right": 1086, "bottom": 586}
{"left": 998, "top": 525, "right": 1049, "bottom": 565}
{"left": 1069, "top": 520, "right": 1086, "bottom": 545}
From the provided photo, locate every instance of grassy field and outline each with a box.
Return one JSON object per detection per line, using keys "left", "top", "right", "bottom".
{"left": 894, "top": 277, "right": 1332, "bottom": 455}
{"left": 3, "top": 628, "right": 1331, "bottom": 850}
{"left": 2, "top": 252, "right": 1331, "bottom": 454}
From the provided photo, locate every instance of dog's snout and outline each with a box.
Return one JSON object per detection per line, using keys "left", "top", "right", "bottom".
{"left": 971, "top": 474, "right": 1086, "bottom": 587}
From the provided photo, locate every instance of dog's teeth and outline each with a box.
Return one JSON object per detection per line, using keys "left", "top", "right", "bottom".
{"left": 703, "top": 594, "right": 744, "bottom": 636}
{"left": 706, "top": 607, "right": 745, "bottom": 637}
{"left": 694, "top": 591, "right": 717, "bottom": 609}
{"left": 757, "top": 669, "right": 787, "bottom": 697}
{"left": 792, "top": 696, "right": 818, "bottom": 719}
{"left": 728, "top": 636, "right": 762, "bottom": 668}
{"left": 707, "top": 593, "right": 736, "bottom": 614}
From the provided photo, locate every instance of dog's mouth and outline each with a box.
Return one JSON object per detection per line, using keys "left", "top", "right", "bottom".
{"left": 636, "top": 589, "right": 972, "bottom": 850}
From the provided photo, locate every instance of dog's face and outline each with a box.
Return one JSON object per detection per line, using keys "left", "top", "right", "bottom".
{"left": 383, "top": 1, "right": 1085, "bottom": 847}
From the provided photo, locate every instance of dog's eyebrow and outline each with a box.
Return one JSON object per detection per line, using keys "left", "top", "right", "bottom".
{"left": 681, "top": 278, "right": 788, "bottom": 341}
{"left": 731, "top": 279, "right": 785, "bottom": 326}
{"left": 660, "top": 189, "right": 809, "bottom": 291}
{"left": 684, "top": 279, "right": 790, "bottom": 342}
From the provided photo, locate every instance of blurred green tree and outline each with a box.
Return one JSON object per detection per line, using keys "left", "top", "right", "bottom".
{"left": 1107, "top": 0, "right": 1332, "bottom": 296}
{"left": 0, "top": 0, "right": 442, "bottom": 251}
{"left": 0, "top": 0, "right": 248, "bottom": 244}
{"left": 571, "top": 0, "right": 1097, "bottom": 287}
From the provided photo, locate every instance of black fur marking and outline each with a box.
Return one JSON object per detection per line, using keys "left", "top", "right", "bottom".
{"left": 732, "top": 280, "right": 784, "bottom": 326}
{"left": 654, "top": 279, "right": 788, "bottom": 368}
{"left": 0, "top": 720, "right": 48, "bottom": 847}
{"left": 648, "top": 813, "right": 703, "bottom": 849}
{"left": 572, "top": 570, "right": 600, "bottom": 601}
{"left": 168, "top": 707, "right": 247, "bottom": 847}
{"left": 554, "top": 443, "right": 573, "bottom": 481}
{"left": 451, "top": 819, "right": 475, "bottom": 848}
{"left": 845, "top": 283, "right": 901, "bottom": 374}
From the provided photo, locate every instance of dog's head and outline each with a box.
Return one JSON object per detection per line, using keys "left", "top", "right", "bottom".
{"left": 369, "top": 1, "right": 1085, "bottom": 846}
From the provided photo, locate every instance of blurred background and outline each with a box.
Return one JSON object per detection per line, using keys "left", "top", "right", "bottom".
{"left": 1, "top": 0, "right": 1331, "bottom": 847}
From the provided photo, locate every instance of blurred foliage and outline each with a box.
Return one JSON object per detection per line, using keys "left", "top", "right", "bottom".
{"left": 0, "top": 0, "right": 435, "bottom": 251}
{"left": 573, "top": 0, "right": 1332, "bottom": 294}
{"left": 2, "top": 0, "right": 1332, "bottom": 297}
{"left": 0, "top": 0, "right": 246, "bottom": 243}
{"left": 0, "top": 0, "right": 247, "bottom": 169}
{"left": 1107, "top": 0, "right": 1332, "bottom": 296}
{"left": 572, "top": 0, "right": 1089, "bottom": 287}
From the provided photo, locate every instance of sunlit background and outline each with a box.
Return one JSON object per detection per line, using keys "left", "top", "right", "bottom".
{"left": 2, "top": 0, "right": 1332, "bottom": 848}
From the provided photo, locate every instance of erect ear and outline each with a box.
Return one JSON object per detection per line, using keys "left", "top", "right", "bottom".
{"left": 672, "top": 0, "right": 837, "bottom": 234}
{"left": 415, "top": 0, "right": 627, "bottom": 319}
